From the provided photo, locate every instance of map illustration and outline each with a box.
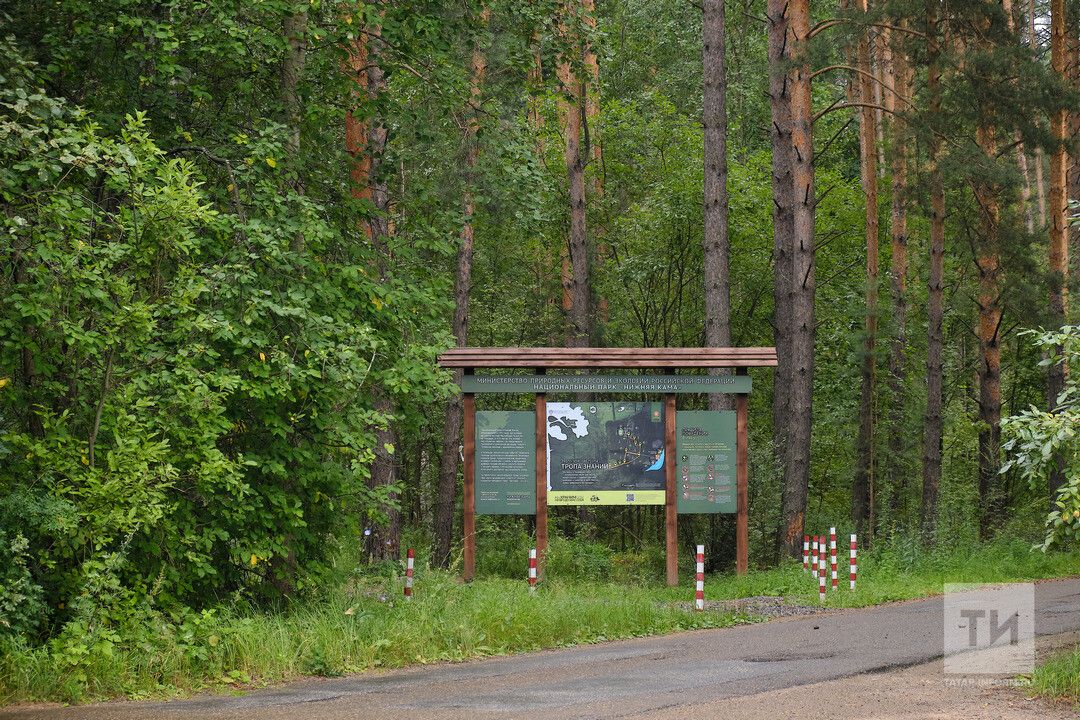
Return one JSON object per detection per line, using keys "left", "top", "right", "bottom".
{"left": 546, "top": 402, "right": 665, "bottom": 504}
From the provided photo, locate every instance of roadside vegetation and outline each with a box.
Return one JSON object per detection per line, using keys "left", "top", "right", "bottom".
{"left": 1032, "top": 645, "right": 1080, "bottom": 706}
{"left": 2, "top": 535, "right": 1076, "bottom": 705}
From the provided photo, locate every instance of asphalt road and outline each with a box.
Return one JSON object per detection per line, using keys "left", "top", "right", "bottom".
{"left": 5, "top": 579, "right": 1080, "bottom": 720}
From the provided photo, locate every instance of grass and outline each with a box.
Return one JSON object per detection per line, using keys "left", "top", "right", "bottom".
{"left": 1032, "top": 645, "right": 1080, "bottom": 705}
{"left": 0, "top": 537, "right": 1076, "bottom": 706}
{"left": 0, "top": 574, "right": 742, "bottom": 704}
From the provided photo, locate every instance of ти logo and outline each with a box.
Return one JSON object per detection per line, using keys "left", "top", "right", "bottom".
{"left": 943, "top": 583, "right": 1034, "bottom": 676}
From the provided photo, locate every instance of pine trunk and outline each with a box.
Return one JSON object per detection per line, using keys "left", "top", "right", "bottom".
{"left": 1048, "top": 0, "right": 1070, "bottom": 502}
{"left": 886, "top": 28, "right": 910, "bottom": 522}
{"left": 775, "top": 0, "right": 814, "bottom": 558}
{"left": 768, "top": 0, "right": 796, "bottom": 554}
{"left": 558, "top": 9, "right": 591, "bottom": 348}
{"left": 974, "top": 119, "right": 1003, "bottom": 540}
{"left": 346, "top": 8, "right": 400, "bottom": 562}
{"left": 921, "top": 0, "right": 944, "bottom": 542}
{"left": 852, "top": 1, "right": 879, "bottom": 538}
{"left": 434, "top": 9, "right": 488, "bottom": 568}
{"left": 703, "top": 0, "right": 733, "bottom": 413}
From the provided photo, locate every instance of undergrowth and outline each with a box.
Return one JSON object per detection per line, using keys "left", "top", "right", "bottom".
{"left": 0, "top": 536, "right": 1076, "bottom": 705}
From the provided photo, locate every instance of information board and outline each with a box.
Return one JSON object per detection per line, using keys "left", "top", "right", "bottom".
{"left": 546, "top": 401, "right": 666, "bottom": 505}
{"left": 676, "top": 411, "right": 737, "bottom": 513}
{"left": 463, "top": 374, "right": 751, "bottom": 394}
{"left": 476, "top": 411, "right": 536, "bottom": 514}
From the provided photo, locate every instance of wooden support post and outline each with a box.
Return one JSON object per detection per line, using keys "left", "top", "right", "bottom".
{"left": 736, "top": 367, "right": 749, "bottom": 575}
{"left": 665, "top": 392, "right": 678, "bottom": 586}
{"left": 535, "top": 369, "right": 548, "bottom": 580}
{"left": 463, "top": 382, "right": 476, "bottom": 581}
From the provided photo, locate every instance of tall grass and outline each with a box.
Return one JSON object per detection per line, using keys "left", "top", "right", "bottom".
{"left": 0, "top": 573, "right": 737, "bottom": 704}
{"left": 1, "top": 537, "right": 1076, "bottom": 705}
{"left": 1032, "top": 645, "right": 1080, "bottom": 705}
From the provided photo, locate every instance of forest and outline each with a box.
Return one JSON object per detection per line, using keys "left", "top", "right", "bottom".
{"left": 2, "top": 0, "right": 1080, "bottom": 699}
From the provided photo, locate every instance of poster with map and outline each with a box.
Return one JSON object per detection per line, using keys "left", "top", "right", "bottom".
{"left": 546, "top": 402, "right": 666, "bottom": 505}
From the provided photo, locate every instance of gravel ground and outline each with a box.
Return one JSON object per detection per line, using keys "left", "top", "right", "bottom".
{"left": 672, "top": 594, "right": 830, "bottom": 617}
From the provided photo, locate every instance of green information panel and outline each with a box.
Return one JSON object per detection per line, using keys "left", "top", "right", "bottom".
{"left": 546, "top": 401, "right": 666, "bottom": 505}
{"left": 476, "top": 411, "right": 536, "bottom": 515}
{"left": 676, "top": 411, "right": 737, "bottom": 514}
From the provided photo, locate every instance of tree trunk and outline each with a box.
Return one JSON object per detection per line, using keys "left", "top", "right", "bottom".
{"left": 434, "top": 8, "right": 488, "bottom": 568}
{"left": 768, "top": 0, "right": 795, "bottom": 554}
{"left": 852, "top": 0, "right": 879, "bottom": 539}
{"left": 581, "top": 0, "right": 608, "bottom": 327}
{"left": 921, "top": 0, "right": 944, "bottom": 542}
{"left": 1068, "top": 6, "right": 1080, "bottom": 281}
{"left": 885, "top": 26, "right": 911, "bottom": 523}
{"left": 281, "top": 7, "right": 307, "bottom": 252}
{"left": 775, "top": 0, "right": 814, "bottom": 558}
{"left": 558, "top": 6, "right": 591, "bottom": 348}
{"left": 346, "top": 6, "right": 400, "bottom": 562}
{"left": 1048, "top": 0, "right": 1070, "bottom": 502}
{"left": 1002, "top": 0, "right": 1036, "bottom": 235}
{"left": 703, "top": 0, "right": 732, "bottom": 413}
{"left": 974, "top": 118, "right": 1003, "bottom": 540}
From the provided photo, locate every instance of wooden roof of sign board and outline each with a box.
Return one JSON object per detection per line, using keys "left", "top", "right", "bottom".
{"left": 436, "top": 347, "right": 778, "bottom": 369}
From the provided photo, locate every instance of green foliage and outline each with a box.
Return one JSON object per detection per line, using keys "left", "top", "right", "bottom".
{"left": 0, "top": 533, "right": 45, "bottom": 641}
{"left": 0, "top": 26, "right": 451, "bottom": 643}
{"left": 1002, "top": 327, "right": 1080, "bottom": 549}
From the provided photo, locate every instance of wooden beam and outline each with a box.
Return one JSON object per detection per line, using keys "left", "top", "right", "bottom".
{"left": 436, "top": 346, "right": 779, "bottom": 369}
{"left": 535, "top": 370, "right": 548, "bottom": 580}
{"left": 736, "top": 367, "right": 749, "bottom": 575}
{"left": 665, "top": 393, "right": 678, "bottom": 586}
{"left": 463, "top": 386, "right": 476, "bottom": 582}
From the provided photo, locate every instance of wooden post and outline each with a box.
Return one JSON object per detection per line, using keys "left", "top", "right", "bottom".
{"left": 535, "top": 369, "right": 548, "bottom": 580}
{"left": 463, "top": 370, "right": 476, "bottom": 581}
{"left": 735, "top": 367, "right": 749, "bottom": 575}
{"left": 665, "top": 392, "right": 678, "bottom": 586}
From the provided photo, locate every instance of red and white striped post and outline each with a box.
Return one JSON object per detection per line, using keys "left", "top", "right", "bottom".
{"left": 811, "top": 536, "right": 819, "bottom": 579}
{"left": 818, "top": 544, "right": 826, "bottom": 602}
{"left": 802, "top": 534, "right": 809, "bottom": 571}
{"left": 528, "top": 548, "right": 537, "bottom": 593}
{"left": 404, "top": 548, "right": 414, "bottom": 600}
{"left": 830, "top": 527, "right": 838, "bottom": 592}
{"left": 849, "top": 534, "right": 857, "bottom": 590}
{"left": 695, "top": 545, "right": 705, "bottom": 611}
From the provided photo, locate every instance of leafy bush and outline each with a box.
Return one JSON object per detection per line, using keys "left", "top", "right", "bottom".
{"left": 0, "top": 533, "right": 45, "bottom": 641}
{"left": 0, "top": 35, "right": 448, "bottom": 638}
{"left": 1002, "top": 327, "right": 1080, "bottom": 549}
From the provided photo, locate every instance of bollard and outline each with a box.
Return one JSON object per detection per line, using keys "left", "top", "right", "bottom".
{"left": 803, "top": 534, "right": 809, "bottom": 571}
{"left": 811, "top": 536, "right": 819, "bottom": 579}
{"left": 404, "top": 548, "right": 414, "bottom": 600}
{"left": 528, "top": 548, "right": 537, "bottom": 593}
{"left": 850, "top": 534, "right": 858, "bottom": 590}
{"left": 818, "top": 556, "right": 826, "bottom": 601}
{"left": 695, "top": 545, "right": 705, "bottom": 611}
{"left": 830, "top": 527, "right": 838, "bottom": 592}
{"left": 818, "top": 539, "right": 826, "bottom": 601}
